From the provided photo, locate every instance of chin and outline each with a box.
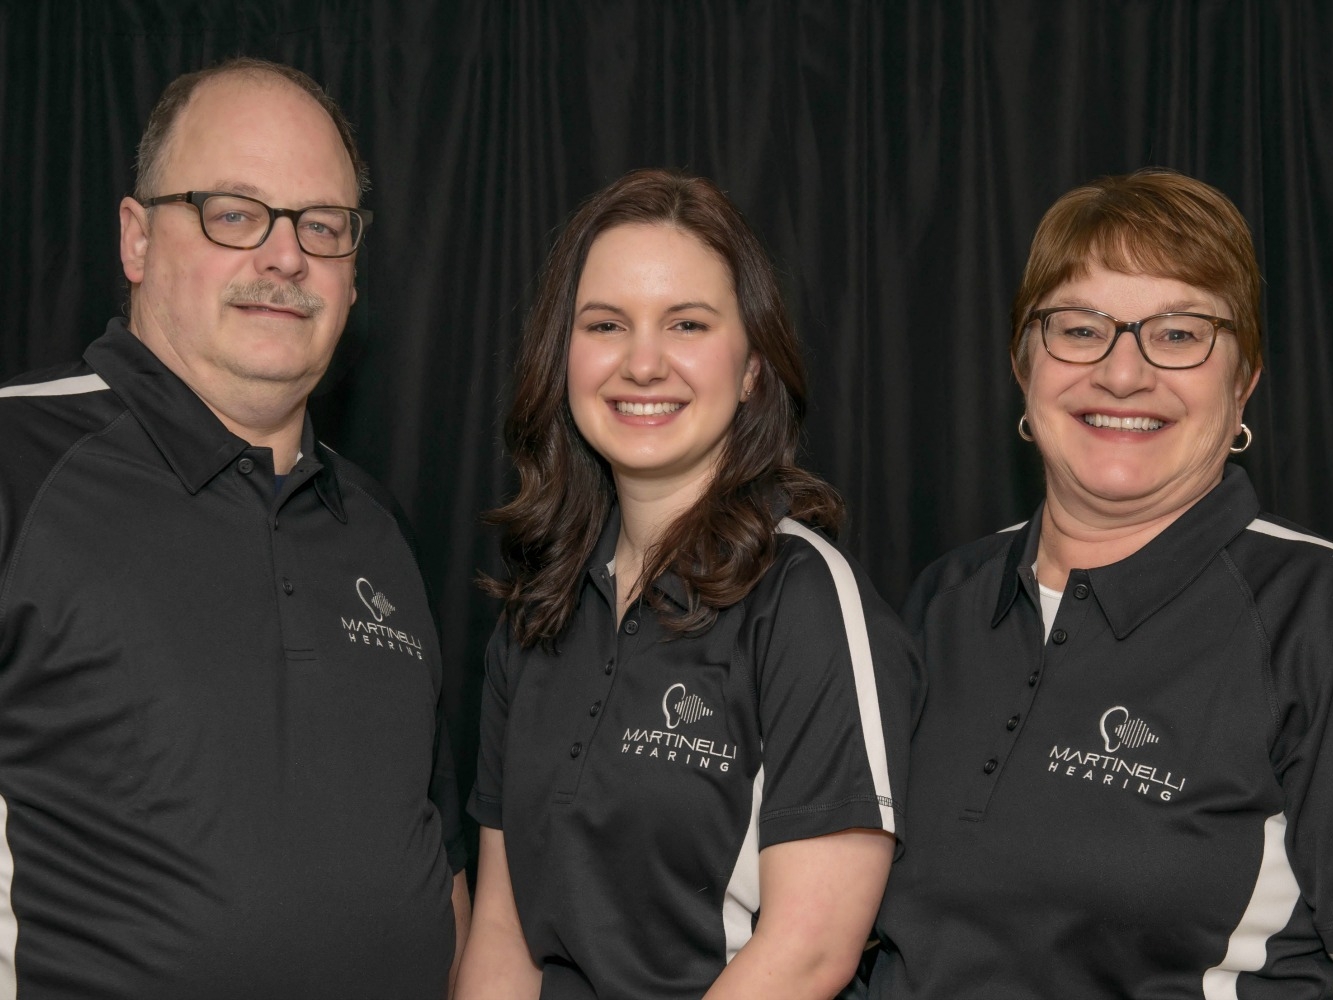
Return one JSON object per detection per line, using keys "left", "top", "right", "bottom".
{"left": 225, "top": 356, "right": 320, "bottom": 386}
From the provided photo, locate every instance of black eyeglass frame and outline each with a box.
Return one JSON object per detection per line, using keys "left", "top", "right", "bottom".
{"left": 140, "top": 191, "right": 373, "bottom": 258}
{"left": 1026, "top": 306, "right": 1236, "bottom": 370}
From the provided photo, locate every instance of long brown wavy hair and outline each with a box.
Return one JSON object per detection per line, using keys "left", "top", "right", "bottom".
{"left": 484, "top": 168, "right": 843, "bottom": 646}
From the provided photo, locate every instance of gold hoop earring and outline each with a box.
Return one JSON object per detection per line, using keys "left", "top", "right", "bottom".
{"left": 1229, "top": 423, "right": 1253, "bottom": 454}
{"left": 1018, "top": 414, "right": 1035, "bottom": 442}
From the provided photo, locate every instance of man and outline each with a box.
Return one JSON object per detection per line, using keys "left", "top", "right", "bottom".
{"left": 0, "top": 58, "right": 468, "bottom": 998}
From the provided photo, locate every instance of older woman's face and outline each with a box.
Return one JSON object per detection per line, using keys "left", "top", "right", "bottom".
{"left": 1018, "top": 264, "right": 1259, "bottom": 521}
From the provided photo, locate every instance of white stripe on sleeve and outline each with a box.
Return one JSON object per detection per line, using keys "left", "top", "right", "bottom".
{"left": 0, "top": 374, "right": 109, "bottom": 398}
{"left": 0, "top": 795, "right": 16, "bottom": 999}
{"left": 777, "top": 519, "right": 895, "bottom": 831}
{"left": 721, "top": 766, "right": 763, "bottom": 962}
{"left": 1246, "top": 518, "right": 1333, "bottom": 552}
{"left": 1201, "top": 812, "right": 1301, "bottom": 998}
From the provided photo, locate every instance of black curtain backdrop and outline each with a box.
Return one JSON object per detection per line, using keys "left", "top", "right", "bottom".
{"left": 4, "top": 1, "right": 1332, "bottom": 859}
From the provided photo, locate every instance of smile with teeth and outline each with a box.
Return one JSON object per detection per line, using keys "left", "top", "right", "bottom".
{"left": 616, "top": 401, "right": 684, "bottom": 416}
{"left": 1083, "top": 413, "right": 1164, "bottom": 432}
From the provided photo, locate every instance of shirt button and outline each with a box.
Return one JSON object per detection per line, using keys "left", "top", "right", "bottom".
{"left": 282, "top": 579, "right": 294, "bottom": 595}
{"left": 1006, "top": 715, "right": 1020, "bottom": 731}
{"left": 1028, "top": 671, "right": 1040, "bottom": 687}
{"left": 983, "top": 758, "right": 998, "bottom": 774}
{"left": 623, "top": 619, "right": 639, "bottom": 635}
{"left": 603, "top": 659, "right": 614, "bottom": 675}
{"left": 589, "top": 701, "right": 602, "bottom": 717}
{"left": 569, "top": 743, "right": 582, "bottom": 758}
{"left": 237, "top": 457, "right": 255, "bottom": 474}
{"left": 1051, "top": 628, "right": 1068, "bottom": 644}
{"left": 1073, "top": 583, "right": 1090, "bottom": 599}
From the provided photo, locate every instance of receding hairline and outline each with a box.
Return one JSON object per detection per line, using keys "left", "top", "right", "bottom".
{"left": 135, "top": 60, "right": 367, "bottom": 205}
{"left": 167, "top": 71, "right": 356, "bottom": 189}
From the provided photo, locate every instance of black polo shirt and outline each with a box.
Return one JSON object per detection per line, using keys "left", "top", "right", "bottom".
{"left": 872, "top": 466, "right": 1333, "bottom": 999}
{"left": 0, "top": 321, "right": 466, "bottom": 999}
{"left": 470, "top": 511, "right": 916, "bottom": 999}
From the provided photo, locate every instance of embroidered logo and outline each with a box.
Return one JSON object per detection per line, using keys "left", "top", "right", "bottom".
{"left": 338, "top": 577, "right": 422, "bottom": 660}
{"left": 356, "top": 577, "right": 396, "bottom": 622}
{"left": 1045, "top": 705, "right": 1185, "bottom": 802}
{"left": 662, "top": 682, "right": 715, "bottom": 729}
{"left": 1099, "top": 705, "right": 1160, "bottom": 752}
{"left": 619, "top": 684, "right": 735, "bottom": 773}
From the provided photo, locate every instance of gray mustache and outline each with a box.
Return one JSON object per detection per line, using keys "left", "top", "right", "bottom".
{"left": 223, "top": 279, "right": 324, "bottom": 317}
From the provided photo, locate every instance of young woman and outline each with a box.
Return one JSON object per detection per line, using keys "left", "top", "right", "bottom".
{"left": 456, "top": 169, "right": 917, "bottom": 999}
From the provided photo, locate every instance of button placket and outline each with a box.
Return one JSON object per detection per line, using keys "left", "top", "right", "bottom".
{"left": 996, "top": 570, "right": 1093, "bottom": 780}
{"left": 555, "top": 607, "right": 628, "bottom": 800}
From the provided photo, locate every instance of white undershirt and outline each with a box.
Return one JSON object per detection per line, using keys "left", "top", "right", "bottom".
{"left": 1038, "top": 582, "right": 1063, "bottom": 643}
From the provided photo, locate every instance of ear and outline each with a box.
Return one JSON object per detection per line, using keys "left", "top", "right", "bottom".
{"left": 119, "top": 197, "right": 150, "bottom": 284}
{"left": 742, "top": 352, "right": 760, "bottom": 398}
{"left": 1235, "top": 365, "right": 1261, "bottom": 414}
{"left": 1011, "top": 351, "right": 1030, "bottom": 395}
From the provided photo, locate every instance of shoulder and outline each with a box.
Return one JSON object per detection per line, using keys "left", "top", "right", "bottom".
{"left": 1230, "top": 514, "right": 1333, "bottom": 565}
{"left": 903, "top": 523, "right": 1024, "bottom": 630}
{"left": 747, "top": 518, "right": 911, "bottom": 647}
{"left": 764, "top": 518, "right": 876, "bottom": 603}
{"left": 1224, "top": 514, "right": 1333, "bottom": 615}
{"left": 0, "top": 358, "right": 126, "bottom": 535}
{"left": 1221, "top": 514, "right": 1333, "bottom": 721}
{"left": 1224, "top": 513, "right": 1333, "bottom": 640}
{"left": 320, "top": 445, "right": 421, "bottom": 543}
{"left": 0, "top": 358, "right": 122, "bottom": 439}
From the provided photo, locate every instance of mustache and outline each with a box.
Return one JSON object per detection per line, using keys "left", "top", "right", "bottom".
{"left": 222, "top": 279, "right": 325, "bottom": 317}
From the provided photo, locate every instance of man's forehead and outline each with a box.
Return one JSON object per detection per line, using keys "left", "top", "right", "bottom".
{"left": 159, "top": 73, "right": 358, "bottom": 202}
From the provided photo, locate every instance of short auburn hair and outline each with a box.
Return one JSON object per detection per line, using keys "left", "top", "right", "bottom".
{"left": 1010, "top": 168, "right": 1262, "bottom": 384}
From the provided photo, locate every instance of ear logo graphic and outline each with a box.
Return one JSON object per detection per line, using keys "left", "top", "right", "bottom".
{"left": 662, "top": 683, "right": 715, "bottom": 730}
{"left": 356, "top": 577, "right": 396, "bottom": 622}
{"left": 1098, "top": 706, "right": 1160, "bottom": 753}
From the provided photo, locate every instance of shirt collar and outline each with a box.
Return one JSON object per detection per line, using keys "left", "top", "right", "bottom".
{"left": 992, "top": 465, "right": 1261, "bottom": 638}
{"left": 582, "top": 505, "right": 690, "bottom": 612}
{"left": 85, "top": 318, "right": 344, "bottom": 520}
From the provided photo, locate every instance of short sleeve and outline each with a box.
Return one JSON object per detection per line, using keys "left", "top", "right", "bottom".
{"left": 428, "top": 691, "right": 469, "bottom": 872}
{"left": 1272, "top": 606, "right": 1333, "bottom": 954}
{"left": 466, "top": 618, "right": 513, "bottom": 831}
{"left": 749, "top": 522, "right": 921, "bottom": 855}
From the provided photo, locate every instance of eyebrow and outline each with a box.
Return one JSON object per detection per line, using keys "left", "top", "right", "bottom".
{"left": 207, "top": 181, "right": 353, "bottom": 209}
{"left": 210, "top": 181, "right": 265, "bottom": 198}
{"left": 1053, "top": 297, "right": 1218, "bottom": 315}
{"left": 575, "top": 300, "right": 722, "bottom": 318}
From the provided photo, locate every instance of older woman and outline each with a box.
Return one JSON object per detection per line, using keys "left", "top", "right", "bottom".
{"left": 456, "top": 169, "right": 916, "bottom": 999}
{"left": 872, "top": 169, "right": 1333, "bottom": 998}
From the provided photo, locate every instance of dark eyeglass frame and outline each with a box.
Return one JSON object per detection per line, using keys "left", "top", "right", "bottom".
{"left": 1026, "top": 306, "right": 1235, "bottom": 370}
{"left": 140, "top": 190, "right": 373, "bottom": 258}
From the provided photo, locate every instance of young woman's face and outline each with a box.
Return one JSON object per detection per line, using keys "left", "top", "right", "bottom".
{"left": 567, "top": 223, "right": 757, "bottom": 498}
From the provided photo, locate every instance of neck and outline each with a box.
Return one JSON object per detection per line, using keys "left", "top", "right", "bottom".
{"left": 127, "top": 316, "right": 313, "bottom": 474}
{"left": 1035, "top": 476, "right": 1219, "bottom": 590}
{"left": 612, "top": 470, "right": 709, "bottom": 618}
{"left": 209, "top": 401, "right": 307, "bottom": 474}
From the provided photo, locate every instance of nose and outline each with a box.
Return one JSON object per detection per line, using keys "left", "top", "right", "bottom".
{"left": 252, "top": 216, "right": 308, "bottom": 279}
{"left": 1091, "top": 327, "right": 1156, "bottom": 396}
{"left": 622, "top": 328, "right": 668, "bottom": 384}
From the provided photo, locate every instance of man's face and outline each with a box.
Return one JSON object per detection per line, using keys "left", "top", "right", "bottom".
{"left": 120, "top": 74, "right": 360, "bottom": 415}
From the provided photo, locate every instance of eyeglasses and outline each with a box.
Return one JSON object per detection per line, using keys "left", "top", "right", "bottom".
{"left": 1027, "top": 307, "right": 1234, "bottom": 370}
{"left": 141, "top": 191, "right": 372, "bottom": 258}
